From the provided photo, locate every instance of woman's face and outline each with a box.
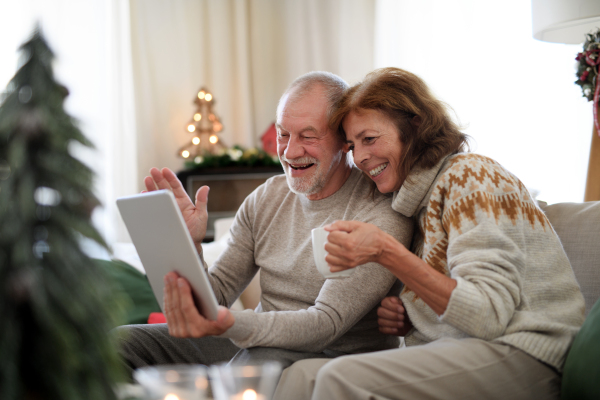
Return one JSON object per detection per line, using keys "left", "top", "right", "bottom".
{"left": 343, "top": 108, "right": 404, "bottom": 193}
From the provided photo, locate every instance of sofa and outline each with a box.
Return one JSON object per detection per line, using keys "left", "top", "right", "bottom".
{"left": 110, "top": 200, "right": 600, "bottom": 398}
{"left": 538, "top": 201, "right": 600, "bottom": 399}
{"left": 208, "top": 201, "right": 600, "bottom": 398}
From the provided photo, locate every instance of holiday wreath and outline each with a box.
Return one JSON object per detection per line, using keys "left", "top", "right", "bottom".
{"left": 576, "top": 28, "right": 600, "bottom": 133}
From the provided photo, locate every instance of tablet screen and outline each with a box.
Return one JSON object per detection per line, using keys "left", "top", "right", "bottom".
{"left": 117, "top": 190, "right": 219, "bottom": 320}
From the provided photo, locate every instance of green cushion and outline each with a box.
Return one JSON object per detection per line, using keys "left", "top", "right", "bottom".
{"left": 93, "top": 259, "right": 161, "bottom": 325}
{"left": 562, "top": 297, "right": 600, "bottom": 399}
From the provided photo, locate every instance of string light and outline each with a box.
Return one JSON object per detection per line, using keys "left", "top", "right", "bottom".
{"left": 181, "top": 87, "right": 223, "bottom": 159}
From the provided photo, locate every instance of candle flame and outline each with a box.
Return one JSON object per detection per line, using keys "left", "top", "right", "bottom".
{"left": 242, "top": 389, "right": 257, "bottom": 400}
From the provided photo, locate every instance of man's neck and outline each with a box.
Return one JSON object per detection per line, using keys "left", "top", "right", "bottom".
{"left": 306, "top": 164, "right": 353, "bottom": 201}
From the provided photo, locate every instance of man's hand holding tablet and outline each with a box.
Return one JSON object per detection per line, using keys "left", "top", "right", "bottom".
{"left": 163, "top": 271, "right": 234, "bottom": 338}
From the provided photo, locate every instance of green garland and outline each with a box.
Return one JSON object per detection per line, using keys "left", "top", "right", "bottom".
{"left": 184, "top": 145, "right": 281, "bottom": 170}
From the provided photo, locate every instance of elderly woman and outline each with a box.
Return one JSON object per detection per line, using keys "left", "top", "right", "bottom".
{"left": 274, "top": 68, "right": 585, "bottom": 400}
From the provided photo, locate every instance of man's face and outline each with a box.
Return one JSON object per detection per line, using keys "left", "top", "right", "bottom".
{"left": 276, "top": 86, "right": 345, "bottom": 200}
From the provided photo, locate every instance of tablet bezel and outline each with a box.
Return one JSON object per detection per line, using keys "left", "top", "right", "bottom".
{"left": 116, "top": 190, "right": 219, "bottom": 321}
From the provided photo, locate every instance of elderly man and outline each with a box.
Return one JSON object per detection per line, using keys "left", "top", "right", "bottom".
{"left": 117, "top": 71, "right": 412, "bottom": 372}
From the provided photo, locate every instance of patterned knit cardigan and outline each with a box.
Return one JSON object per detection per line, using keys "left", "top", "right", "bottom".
{"left": 392, "top": 153, "right": 585, "bottom": 372}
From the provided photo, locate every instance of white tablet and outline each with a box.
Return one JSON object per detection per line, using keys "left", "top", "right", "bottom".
{"left": 116, "top": 190, "right": 219, "bottom": 320}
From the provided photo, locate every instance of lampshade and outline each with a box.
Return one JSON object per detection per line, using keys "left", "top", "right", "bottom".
{"left": 532, "top": 0, "right": 600, "bottom": 44}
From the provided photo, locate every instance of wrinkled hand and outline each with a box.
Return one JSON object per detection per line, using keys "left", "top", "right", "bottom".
{"left": 163, "top": 272, "right": 234, "bottom": 338}
{"left": 324, "top": 221, "right": 386, "bottom": 272}
{"left": 378, "top": 296, "right": 413, "bottom": 336}
{"left": 143, "top": 167, "right": 209, "bottom": 251}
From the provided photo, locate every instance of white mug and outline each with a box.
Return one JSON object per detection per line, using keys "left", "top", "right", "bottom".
{"left": 311, "top": 227, "right": 355, "bottom": 279}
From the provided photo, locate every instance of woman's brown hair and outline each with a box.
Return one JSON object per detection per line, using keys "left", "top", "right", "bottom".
{"left": 330, "top": 67, "right": 469, "bottom": 187}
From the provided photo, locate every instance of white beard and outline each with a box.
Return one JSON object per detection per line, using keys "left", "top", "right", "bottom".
{"left": 280, "top": 154, "right": 339, "bottom": 196}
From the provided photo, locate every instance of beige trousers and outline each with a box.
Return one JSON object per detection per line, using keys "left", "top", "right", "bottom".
{"left": 274, "top": 338, "right": 561, "bottom": 400}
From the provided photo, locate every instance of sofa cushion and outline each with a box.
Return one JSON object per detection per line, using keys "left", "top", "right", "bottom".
{"left": 94, "top": 258, "right": 161, "bottom": 325}
{"left": 541, "top": 201, "right": 600, "bottom": 316}
{"left": 561, "top": 297, "right": 600, "bottom": 399}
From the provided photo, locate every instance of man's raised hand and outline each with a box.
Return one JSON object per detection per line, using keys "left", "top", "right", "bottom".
{"left": 144, "top": 167, "right": 209, "bottom": 252}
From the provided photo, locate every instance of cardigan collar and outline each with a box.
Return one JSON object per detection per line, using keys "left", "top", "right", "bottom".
{"left": 391, "top": 154, "right": 454, "bottom": 218}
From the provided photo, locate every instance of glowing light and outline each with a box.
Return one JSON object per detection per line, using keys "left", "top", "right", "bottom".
{"left": 193, "top": 113, "right": 202, "bottom": 121}
{"left": 194, "top": 156, "right": 203, "bottom": 164}
{"left": 209, "top": 135, "right": 218, "bottom": 144}
{"left": 213, "top": 122, "right": 223, "bottom": 132}
{"left": 209, "top": 114, "right": 216, "bottom": 121}
{"left": 205, "top": 93, "right": 212, "bottom": 101}
{"left": 192, "top": 137, "right": 200, "bottom": 145}
{"left": 242, "top": 389, "right": 257, "bottom": 400}
{"left": 198, "top": 91, "right": 205, "bottom": 99}
{"left": 164, "top": 394, "right": 179, "bottom": 400}
{"left": 187, "top": 124, "right": 196, "bottom": 133}
{"left": 34, "top": 186, "right": 62, "bottom": 206}
{"left": 182, "top": 150, "right": 190, "bottom": 158}
{"left": 195, "top": 376, "right": 208, "bottom": 390}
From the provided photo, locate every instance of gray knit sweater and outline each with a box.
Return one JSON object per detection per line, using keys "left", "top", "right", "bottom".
{"left": 202, "top": 167, "right": 413, "bottom": 354}
{"left": 395, "top": 153, "right": 585, "bottom": 372}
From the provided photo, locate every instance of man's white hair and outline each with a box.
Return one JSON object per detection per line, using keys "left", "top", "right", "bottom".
{"left": 276, "top": 71, "right": 349, "bottom": 123}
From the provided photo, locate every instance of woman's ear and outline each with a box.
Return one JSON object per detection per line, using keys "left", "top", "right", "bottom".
{"left": 412, "top": 115, "right": 422, "bottom": 128}
{"left": 342, "top": 142, "right": 351, "bottom": 153}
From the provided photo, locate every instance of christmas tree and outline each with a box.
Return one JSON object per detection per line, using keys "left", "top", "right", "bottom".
{"left": 0, "top": 29, "right": 125, "bottom": 399}
{"left": 178, "top": 87, "right": 225, "bottom": 160}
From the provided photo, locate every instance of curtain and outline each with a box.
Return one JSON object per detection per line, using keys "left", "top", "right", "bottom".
{"left": 128, "top": 0, "right": 376, "bottom": 193}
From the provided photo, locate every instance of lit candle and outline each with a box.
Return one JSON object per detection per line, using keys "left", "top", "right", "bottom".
{"left": 229, "top": 389, "right": 265, "bottom": 400}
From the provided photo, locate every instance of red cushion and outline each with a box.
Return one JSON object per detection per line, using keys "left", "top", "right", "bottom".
{"left": 147, "top": 312, "right": 167, "bottom": 324}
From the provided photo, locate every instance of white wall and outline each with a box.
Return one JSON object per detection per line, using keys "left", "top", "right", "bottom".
{"left": 0, "top": 0, "right": 137, "bottom": 247}
{"left": 375, "top": 0, "right": 592, "bottom": 204}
